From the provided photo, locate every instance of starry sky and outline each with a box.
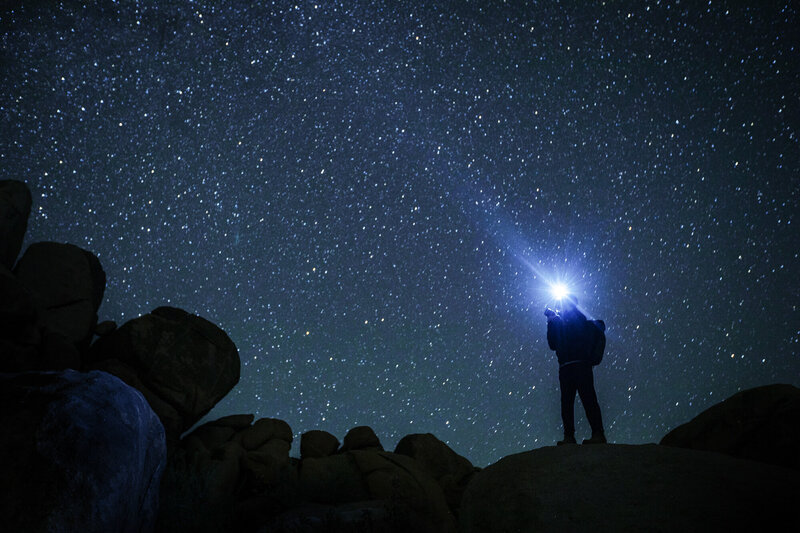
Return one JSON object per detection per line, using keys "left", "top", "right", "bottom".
{"left": 2, "top": 1, "right": 798, "bottom": 467}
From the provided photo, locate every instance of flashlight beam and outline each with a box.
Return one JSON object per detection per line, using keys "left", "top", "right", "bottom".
{"left": 551, "top": 283, "right": 568, "bottom": 300}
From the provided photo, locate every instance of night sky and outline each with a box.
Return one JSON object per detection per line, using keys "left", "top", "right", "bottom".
{"left": 2, "top": 1, "right": 798, "bottom": 467}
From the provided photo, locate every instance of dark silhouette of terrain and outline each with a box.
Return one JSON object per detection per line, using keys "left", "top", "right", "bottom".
{"left": 1, "top": 179, "right": 798, "bottom": 532}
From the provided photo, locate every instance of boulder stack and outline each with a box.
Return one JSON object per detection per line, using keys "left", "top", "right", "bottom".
{"left": 14, "top": 241, "right": 106, "bottom": 350}
{"left": 395, "top": 432, "right": 479, "bottom": 517}
{"left": 86, "top": 306, "right": 240, "bottom": 446}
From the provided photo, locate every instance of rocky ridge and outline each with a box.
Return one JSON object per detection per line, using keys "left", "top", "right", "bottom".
{"left": 1, "top": 178, "right": 798, "bottom": 532}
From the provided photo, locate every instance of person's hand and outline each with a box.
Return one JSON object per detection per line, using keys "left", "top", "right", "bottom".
{"left": 544, "top": 308, "right": 556, "bottom": 318}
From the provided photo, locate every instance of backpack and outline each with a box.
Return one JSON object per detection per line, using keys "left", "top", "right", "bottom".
{"left": 586, "top": 319, "right": 606, "bottom": 366}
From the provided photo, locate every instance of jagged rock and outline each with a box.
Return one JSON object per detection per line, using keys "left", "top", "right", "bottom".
{"left": 459, "top": 444, "right": 799, "bottom": 533}
{"left": 13, "top": 241, "right": 106, "bottom": 349}
{"left": 341, "top": 425, "right": 383, "bottom": 452}
{"left": 395, "top": 433, "right": 478, "bottom": 516}
{"left": 86, "top": 306, "right": 240, "bottom": 445}
{"left": 0, "top": 369, "right": 166, "bottom": 533}
{"left": 0, "top": 179, "right": 32, "bottom": 270}
{"left": 299, "top": 450, "right": 457, "bottom": 533}
{"left": 300, "top": 430, "right": 340, "bottom": 459}
{"left": 661, "top": 383, "right": 800, "bottom": 470}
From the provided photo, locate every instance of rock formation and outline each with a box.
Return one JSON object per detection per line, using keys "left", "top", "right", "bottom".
{"left": 341, "top": 425, "right": 384, "bottom": 452}
{"left": 395, "top": 432, "right": 479, "bottom": 517}
{"left": 0, "top": 179, "right": 32, "bottom": 270}
{"left": 3, "top": 179, "right": 800, "bottom": 533}
{"left": 0, "top": 369, "right": 166, "bottom": 533}
{"left": 86, "top": 306, "right": 241, "bottom": 446}
{"left": 14, "top": 241, "right": 106, "bottom": 350}
{"left": 160, "top": 421, "right": 460, "bottom": 532}
{"left": 296, "top": 449, "right": 456, "bottom": 533}
{"left": 158, "top": 415, "right": 297, "bottom": 532}
{"left": 460, "top": 443, "right": 799, "bottom": 533}
{"left": 301, "top": 429, "right": 340, "bottom": 459}
{"left": 661, "top": 383, "right": 800, "bottom": 470}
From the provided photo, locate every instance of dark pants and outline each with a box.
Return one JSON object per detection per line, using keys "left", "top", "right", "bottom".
{"left": 559, "top": 361, "right": 604, "bottom": 436}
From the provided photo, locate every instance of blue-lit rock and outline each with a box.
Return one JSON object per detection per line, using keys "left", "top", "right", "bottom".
{"left": 0, "top": 369, "right": 166, "bottom": 533}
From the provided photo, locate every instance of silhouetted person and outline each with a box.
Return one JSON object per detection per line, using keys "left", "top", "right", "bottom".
{"left": 545, "top": 295, "right": 606, "bottom": 445}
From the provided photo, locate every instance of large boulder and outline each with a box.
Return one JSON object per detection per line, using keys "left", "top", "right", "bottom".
{"left": 661, "top": 383, "right": 800, "bottom": 470}
{"left": 341, "top": 425, "right": 383, "bottom": 452}
{"left": 0, "top": 263, "right": 82, "bottom": 372}
{"left": 0, "top": 264, "right": 40, "bottom": 369}
{"left": 0, "top": 369, "right": 166, "bottom": 533}
{"left": 299, "top": 450, "right": 457, "bottom": 533}
{"left": 87, "top": 306, "right": 240, "bottom": 444}
{"left": 13, "top": 241, "right": 106, "bottom": 349}
{"left": 300, "top": 430, "right": 340, "bottom": 459}
{"left": 0, "top": 179, "right": 32, "bottom": 269}
{"left": 459, "top": 444, "right": 799, "bottom": 533}
{"left": 395, "top": 433, "right": 478, "bottom": 516}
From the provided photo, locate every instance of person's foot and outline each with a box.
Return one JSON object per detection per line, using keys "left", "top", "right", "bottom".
{"left": 557, "top": 435, "right": 577, "bottom": 445}
{"left": 582, "top": 432, "right": 607, "bottom": 444}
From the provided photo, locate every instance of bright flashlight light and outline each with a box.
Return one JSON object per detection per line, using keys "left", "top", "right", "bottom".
{"left": 551, "top": 283, "right": 569, "bottom": 300}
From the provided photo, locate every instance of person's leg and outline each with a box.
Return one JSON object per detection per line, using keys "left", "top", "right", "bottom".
{"left": 576, "top": 364, "right": 605, "bottom": 442}
{"left": 559, "top": 366, "right": 578, "bottom": 443}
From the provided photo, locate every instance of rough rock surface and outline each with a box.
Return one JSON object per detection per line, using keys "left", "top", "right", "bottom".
{"left": 460, "top": 444, "right": 799, "bottom": 533}
{"left": 158, "top": 414, "right": 297, "bottom": 532}
{"left": 0, "top": 264, "right": 40, "bottom": 369}
{"left": 0, "top": 263, "right": 82, "bottom": 372}
{"left": 0, "top": 179, "right": 32, "bottom": 270}
{"left": 661, "top": 383, "right": 800, "bottom": 470}
{"left": 13, "top": 241, "right": 106, "bottom": 348}
{"left": 299, "top": 450, "right": 457, "bottom": 533}
{"left": 0, "top": 369, "right": 166, "bottom": 533}
{"left": 395, "top": 432, "right": 478, "bottom": 516}
{"left": 87, "top": 306, "right": 240, "bottom": 444}
{"left": 301, "top": 429, "right": 340, "bottom": 459}
{"left": 341, "top": 425, "right": 383, "bottom": 452}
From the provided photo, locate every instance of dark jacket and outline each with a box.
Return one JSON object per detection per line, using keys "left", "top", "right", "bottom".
{"left": 547, "top": 308, "right": 591, "bottom": 365}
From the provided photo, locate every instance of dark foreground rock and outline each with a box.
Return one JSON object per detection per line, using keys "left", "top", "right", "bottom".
{"left": 87, "top": 306, "right": 240, "bottom": 445}
{"left": 341, "top": 425, "right": 383, "bottom": 452}
{"left": 158, "top": 414, "right": 297, "bottom": 532}
{"left": 298, "top": 450, "right": 457, "bottom": 533}
{"left": 301, "top": 429, "right": 340, "bottom": 459}
{"left": 0, "top": 369, "right": 166, "bottom": 533}
{"left": 661, "top": 383, "right": 800, "bottom": 470}
{"left": 14, "top": 241, "right": 106, "bottom": 349}
{"left": 395, "top": 432, "right": 478, "bottom": 517}
{"left": 160, "top": 417, "right": 458, "bottom": 533}
{"left": 0, "top": 179, "right": 32, "bottom": 269}
{"left": 460, "top": 443, "right": 799, "bottom": 533}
